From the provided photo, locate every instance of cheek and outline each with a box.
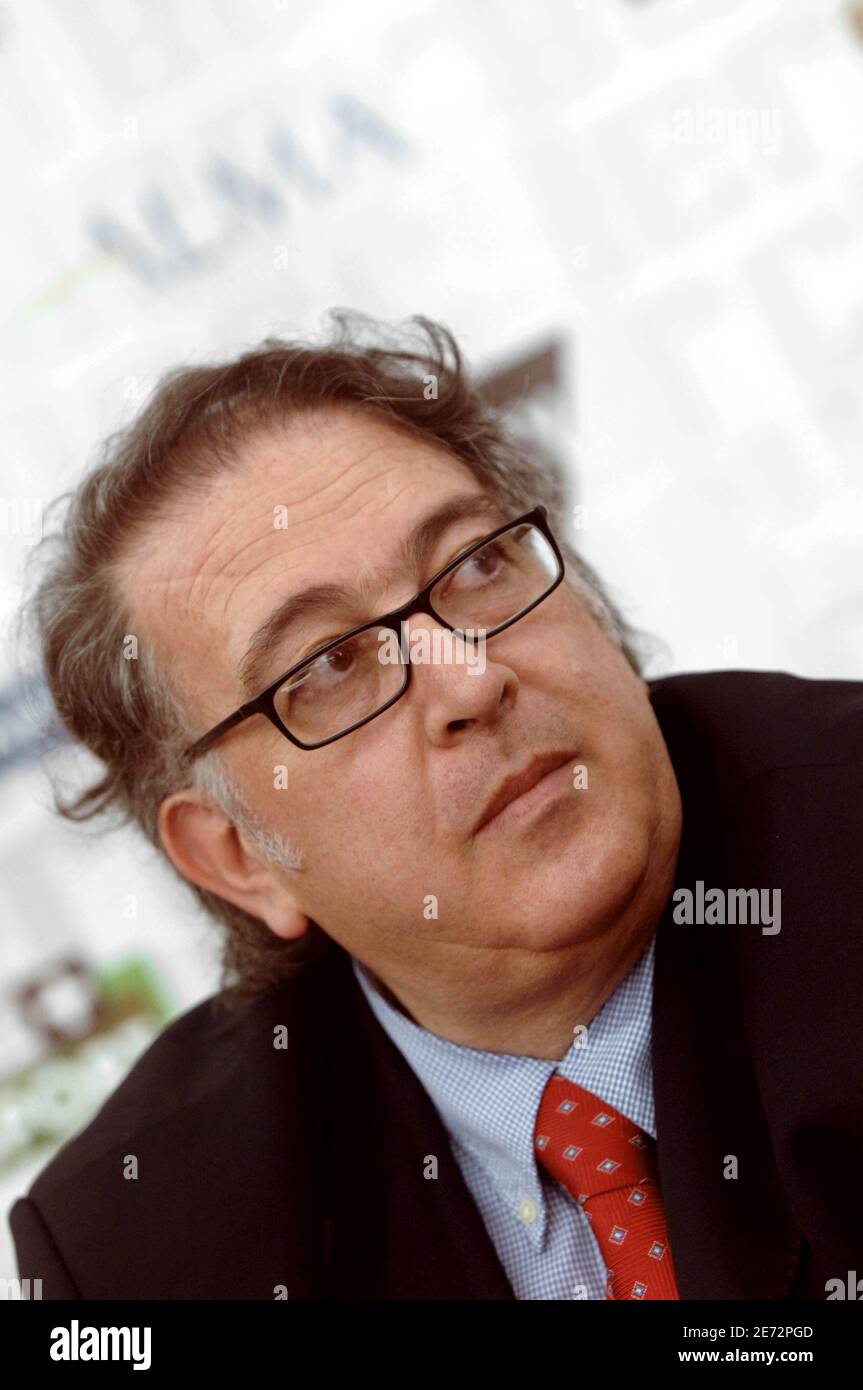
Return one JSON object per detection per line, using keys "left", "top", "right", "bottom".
{"left": 533, "top": 596, "right": 624, "bottom": 685}
{"left": 550, "top": 641, "right": 642, "bottom": 730}
{"left": 542, "top": 630, "right": 652, "bottom": 779}
{"left": 294, "top": 767, "right": 424, "bottom": 861}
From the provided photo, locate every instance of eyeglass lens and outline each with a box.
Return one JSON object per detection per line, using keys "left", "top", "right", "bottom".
{"left": 272, "top": 522, "right": 560, "bottom": 746}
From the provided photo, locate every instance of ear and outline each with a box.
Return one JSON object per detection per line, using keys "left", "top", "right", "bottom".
{"left": 157, "top": 791, "right": 309, "bottom": 941}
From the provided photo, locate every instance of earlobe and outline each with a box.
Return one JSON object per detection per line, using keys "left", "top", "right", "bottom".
{"left": 263, "top": 901, "right": 310, "bottom": 942}
{"left": 230, "top": 870, "right": 311, "bottom": 942}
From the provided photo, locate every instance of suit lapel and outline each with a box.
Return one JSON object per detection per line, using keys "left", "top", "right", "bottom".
{"left": 650, "top": 682, "right": 802, "bottom": 1299}
{"left": 652, "top": 903, "right": 802, "bottom": 1298}
{"left": 322, "top": 959, "right": 515, "bottom": 1299}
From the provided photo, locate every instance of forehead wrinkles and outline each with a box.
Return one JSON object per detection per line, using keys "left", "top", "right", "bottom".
{"left": 120, "top": 411, "right": 467, "bottom": 694}
{"left": 186, "top": 453, "right": 422, "bottom": 628}
{"left": 188, "top": 469, "right": 431, "bottom": 682}
{"left": 186, "top": 408, "right": 464, "bottom": 604}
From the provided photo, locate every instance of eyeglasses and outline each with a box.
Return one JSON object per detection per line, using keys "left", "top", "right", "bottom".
{"left": 182, "top": 504, "right": 566, "bottom": 760}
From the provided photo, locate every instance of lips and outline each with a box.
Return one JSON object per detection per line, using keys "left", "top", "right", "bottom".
{"left": 473, "top": 751, "right": 576, "bottom": 836}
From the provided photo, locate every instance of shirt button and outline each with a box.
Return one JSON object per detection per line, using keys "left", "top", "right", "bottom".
{"left": 517, "top": 1196, "right": 538, "bottom": 1224}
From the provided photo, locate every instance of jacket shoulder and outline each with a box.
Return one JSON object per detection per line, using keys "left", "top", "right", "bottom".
{"left": 648, "top": 668, "right": 863, "bottom": 787}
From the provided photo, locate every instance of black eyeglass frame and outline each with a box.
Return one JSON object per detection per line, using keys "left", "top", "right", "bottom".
{"left": 182, "top": 503, "right": 565, "bottom": 761}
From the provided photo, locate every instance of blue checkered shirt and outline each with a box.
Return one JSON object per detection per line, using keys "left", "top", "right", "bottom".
{"left": 352, "top": 933, "right": 656, "bottom": 1300}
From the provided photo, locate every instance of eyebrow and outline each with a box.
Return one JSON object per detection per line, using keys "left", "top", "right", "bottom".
{"left": 238, "top": 491, "right": 506, "bottom": 699}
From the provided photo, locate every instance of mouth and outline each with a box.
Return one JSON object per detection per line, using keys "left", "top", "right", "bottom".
{"left": 473, "top": 750, "right": 578, "bottom": 837}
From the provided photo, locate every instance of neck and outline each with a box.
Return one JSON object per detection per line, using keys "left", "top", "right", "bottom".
{"left": 362, "top": 907, "right": 662, "bottom": 1061}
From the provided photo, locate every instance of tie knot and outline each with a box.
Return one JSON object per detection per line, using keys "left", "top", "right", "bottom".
{"left": 534, "top": 1073, "right": 659, "bottom": 1204}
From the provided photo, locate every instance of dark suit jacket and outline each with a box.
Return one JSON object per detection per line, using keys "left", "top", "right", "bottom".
{"left": 9, "top": 670, "right": 863, "bottom": 1299}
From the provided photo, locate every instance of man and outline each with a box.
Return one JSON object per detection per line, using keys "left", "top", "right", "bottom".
{"left": 10, "top": 314, "right": 862, "bottom": 1300}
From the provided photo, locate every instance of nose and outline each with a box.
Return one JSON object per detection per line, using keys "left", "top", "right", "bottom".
{"left": 401, "top": 609, "right": 517, "bottom": 744}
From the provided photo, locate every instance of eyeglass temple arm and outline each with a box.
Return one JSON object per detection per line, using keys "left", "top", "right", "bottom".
{"left": 183, "top": 704, "right": 255, "bottom": 765}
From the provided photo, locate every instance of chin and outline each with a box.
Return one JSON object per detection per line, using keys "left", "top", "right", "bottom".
{"left": 542, "top": 829, "right": 653, "bottom": 939}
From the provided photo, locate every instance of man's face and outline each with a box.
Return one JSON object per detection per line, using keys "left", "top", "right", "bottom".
{"left": 128, "top": 404, "right": 680, "bottom": 991}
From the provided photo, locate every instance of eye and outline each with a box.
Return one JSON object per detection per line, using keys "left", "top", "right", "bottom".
{"left": 283, "top": 644, "right": 356, "bottom": 703}
{"left": 443, "top": 531, "right": 498, "bottom": 569}
{"left": 463, "top": 544, "right": 505, "bottom": 578}
{"left": 440, "top": 540, "right": 508, "bottom": 596}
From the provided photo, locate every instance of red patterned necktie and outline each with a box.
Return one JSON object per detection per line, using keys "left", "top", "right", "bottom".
{"left": 534, "top": 1074, "right": 680, "bottom": 1300}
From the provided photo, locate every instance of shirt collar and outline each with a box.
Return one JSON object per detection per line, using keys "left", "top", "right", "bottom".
{"left": 352, "top": 935, "right": 655, "bottom": 1247}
